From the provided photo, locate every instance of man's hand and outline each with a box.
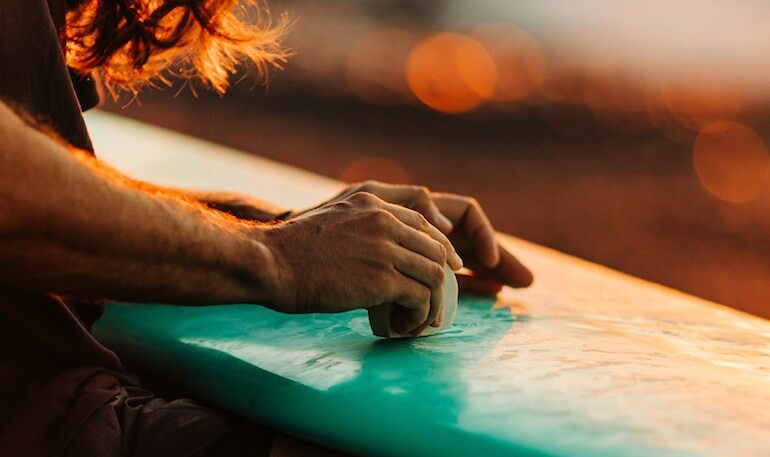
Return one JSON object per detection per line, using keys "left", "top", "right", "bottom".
{"left": 432, "top": 192, "right": 533, "bottom": 294}
{"left": 181, "top": 190, "right": 289, "bottom": 223}
{"left": 302, "top": 181, "right": 533, "bottom": 295}
{"left": 263, "top": 191, "right": 462, "bottom": 335}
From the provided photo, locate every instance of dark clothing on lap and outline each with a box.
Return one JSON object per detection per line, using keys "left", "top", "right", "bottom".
{"left": 0, "top": 2, "right": 271, "bottom": 455}
{"left": 63, "top": 386, "right": 273, "bottom": 457}
{"left": 0, "top": 291, "right": 129, "bottom": 456}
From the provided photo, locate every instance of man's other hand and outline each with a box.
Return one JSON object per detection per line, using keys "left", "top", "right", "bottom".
{"left": 299, "top": 181, "right": 533, "bottom": 296}
{"left": 194, "top": 191, "right": 287, "bottom": 222}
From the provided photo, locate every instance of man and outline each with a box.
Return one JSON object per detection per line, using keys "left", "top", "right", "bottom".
{"left": 0, "top": 0, "right": 533, "bottom": 456}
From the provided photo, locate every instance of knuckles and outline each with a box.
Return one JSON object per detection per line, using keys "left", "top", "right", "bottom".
{"left": 357, "top": 180, "right": 380, "bottom": 193}
{"left": 415, "top": 286, "right": 431, "bottom": 304}
{"left": 331, "top": 199, "right": 353, "bottom": 212}
{"left": 400, "top": 285, "right": 430, "bottom": 305}
{"left": 369, "top": 208, "right": 395, "bottom": 229}
{"left": 408, "top": 209, "right": 428, "bottom": 228}
{"left": 412, "top": 185, "right": 431, "bottom": 201}
{"left": 348, "top": 191, "right": 379, "bottom": 208}
{"left": 427, "top": 262, "right": 445, "bottom": 286}
{"left": 436, "top": 242, "right": 447, "bottom": 264}
{"left": 370, "top": 239, "right": 395, "bottom": 259}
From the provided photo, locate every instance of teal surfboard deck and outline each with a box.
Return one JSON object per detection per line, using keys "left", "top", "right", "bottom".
{"left": 96, "top": 298, "right": 553, "bottom": 457}
{"left": 94, "top": 280, "right": 770, "bottom": 457}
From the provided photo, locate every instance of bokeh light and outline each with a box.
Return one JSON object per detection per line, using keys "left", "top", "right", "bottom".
{"left": 693, "top": 121, "right": 770, "bottom": 204}
{"left": 346, "top": 28, "right": 416, "bottom": 106}
{"left": 406, "top": 33, "right": 497, "bottom": 113}
{"left": 339, "top": 156, "right": 413, "bottom": 184}
{"left": 644, "top": 89, "right": 694, "bottom": 144}
{"left": 661, "top": 77, "right": 745, "bottom": 130}
{"left": 471, "top": 24, "right": 545, "bottom": 101}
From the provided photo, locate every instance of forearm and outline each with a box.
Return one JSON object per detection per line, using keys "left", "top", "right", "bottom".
{"left": 0, "top": 103, "right": 278, "bottom": 305}
{"left": 182, "top": 190, "right": 289, "bottom": 222}
{"left": 82, "top": 158, "right": 289, "bottom": 223}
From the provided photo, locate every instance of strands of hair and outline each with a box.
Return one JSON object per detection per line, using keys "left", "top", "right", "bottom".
{"left": 64, "top": 0, "right": 291, "bottom": 96}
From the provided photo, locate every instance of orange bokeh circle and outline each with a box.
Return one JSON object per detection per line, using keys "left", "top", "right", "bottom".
{"left": 406, "top": 33, "right": 496, "bottom": 113}
{"left": 693, "top": 121, "right": 770, "bottom": 204}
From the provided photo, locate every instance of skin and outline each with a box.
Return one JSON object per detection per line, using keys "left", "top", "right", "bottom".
{"left": 294, "top": 181, "right": 533, "bottom": 333}
{"left": 0, "top": 100, "right": 531, "bottom": 336}
{"left": 309, "top": 181, "right": 534, "bottom": 290}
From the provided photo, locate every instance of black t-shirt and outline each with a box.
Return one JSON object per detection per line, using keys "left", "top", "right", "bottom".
{"left": 0, "top": 0, "right": 100, "bottom": 150}
{"left": 0, "top": 1, "right": 128, "bottom": 456}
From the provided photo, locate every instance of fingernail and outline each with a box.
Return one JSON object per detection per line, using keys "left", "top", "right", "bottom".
{"left": 454, "top": 253, "right": 463, "bottom": 269}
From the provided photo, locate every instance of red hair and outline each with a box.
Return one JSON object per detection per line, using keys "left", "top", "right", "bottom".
{"left": 64, "top": 0, "right": 290, "bottom": 95}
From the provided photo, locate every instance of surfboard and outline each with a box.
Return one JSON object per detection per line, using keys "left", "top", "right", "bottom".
{"left": 93, "top": 236, "right": 770, "bottom": 457}
{"left": 86, "top": 111, "right": 770, "bottom": 456}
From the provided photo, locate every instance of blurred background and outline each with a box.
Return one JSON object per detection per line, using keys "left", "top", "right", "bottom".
{"left": 103, "top": 0, "right": 770, "bottom": 318}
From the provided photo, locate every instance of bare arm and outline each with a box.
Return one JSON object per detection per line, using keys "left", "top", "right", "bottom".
{"left": 0, "top": 102, "right": 277, "bottom": 305}
{"left": 74, "top": 155, "right": 289, "bottom": 223}
{"left": 119, "top": 181, "right": 289, "bottom": 223}
{"left": 187, "top": 190, "right": 288, "bottom": 222}
{"left": 0, "top": 101, "right": 460, "bottom": 333}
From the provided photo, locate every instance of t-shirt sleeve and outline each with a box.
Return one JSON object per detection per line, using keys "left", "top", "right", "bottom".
{"left": 69, "top": 68, "right": 103, "bottom": 112}
{"left": 0, "top": 0, "right": 96, "bottom": 151}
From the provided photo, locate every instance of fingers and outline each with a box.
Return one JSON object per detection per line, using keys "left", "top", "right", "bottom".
{"left": 359, "top": 181, "right": 453, "bottom": 234}
{"left": 431, "top": 193, "right": 533, "bottom": 288}
{"left": 462, "top": 243, "right": 534, "bottom": 288}
{"left": 495, "top": 245, "right": 534, "bottom": 287}
{"left": 456, "top": 273, "right": 504, "bottom": 295}
{"left": 392, "top": 246, "right": 445, "bottom": 332}
{"left": 383, "top": 202, "right": 462, "bottom": 270}
{"left": 456, "top": 198, "right": 500, "bottom": 269}
{"left": 346, "top": 189, "right": 461, "bottom": 269}
{"left": 432, "top": 194, "right": 500, "bottom": 269}
{"left": 396, "top": 224, "right": 447, "bottom": 266}
{"left": 464, "top": 201, "right": 500, "bottom": 269}
{"left": 387, "top": 275, "right": 432, "bottom": 335}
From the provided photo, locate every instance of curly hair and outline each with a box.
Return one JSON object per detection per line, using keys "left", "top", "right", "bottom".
{"left": 64, "top": 0, "right": 290, "bottom": 95}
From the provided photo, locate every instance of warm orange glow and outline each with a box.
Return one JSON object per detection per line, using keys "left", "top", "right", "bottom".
{"left": 644, "top": 90, "right": 693, "bottom": 144}
{"left": 661, "top": 78, "right": 744, "bottom": 130}
{"left": 346, "top": 28, "right": 416, "bottom": 106}
{"left": 693, "top": 121, "right": 770, "bottom": 204}
{"left": 406, "top": 33, "right": 496, "bottom": 113}
{"left": 340, "top": 157, "right": 413, "bottom": 184}
{"left": 471, "top": 24, "right": 545, "bottom": 101}
{"left": 540, "top": 68, "right": 587, "bottom": 105}
{"left": 583, "top": 77, "right": 651, "bottom": 135}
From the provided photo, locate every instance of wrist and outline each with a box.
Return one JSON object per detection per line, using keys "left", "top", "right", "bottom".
{"left": 217, "top": 222, "right": 283, "bottom": 307}
{"left": 255, "top": 223, "right": 300, "bottom": 313}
